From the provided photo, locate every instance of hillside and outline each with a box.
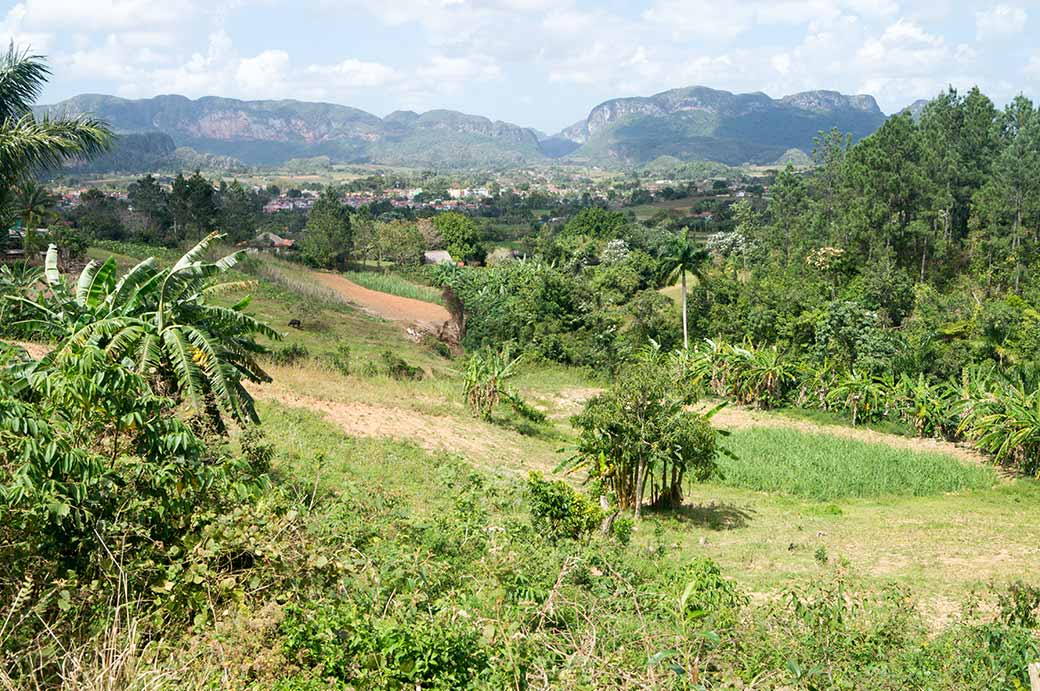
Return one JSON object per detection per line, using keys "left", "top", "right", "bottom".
{"left": 37, "top": 94, "right": 546, "bottom": 169}
{"left": 38, "top": 86, "right": 899, "bottom": 170}
{"left": 39, "top": 88, "right": 893, "bottom": 170}
{"left": 558, "top": 86, "right": 889, "bottom": 166}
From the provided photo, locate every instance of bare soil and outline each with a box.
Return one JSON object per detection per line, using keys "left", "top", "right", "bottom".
{"left": 255, "top": 384, "right": 559, "bottom": 476}
{"left": 313, "top": 271, "right": 451, "bottom": 333}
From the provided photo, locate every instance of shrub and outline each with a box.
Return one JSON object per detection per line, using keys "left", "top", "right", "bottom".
{"left": 564, "top": 346, "right": 721, "bottom": 517}
{"left": 240, "top": 425, "right": 274, "bottom": 475}
{"left": 320, "top": 343, "right": 351, "bottom": 376}
{"left": 281, "top": 601, "right": 488, "bottom": 689}
{"left": 268, "top": 343, "right": 310, "bottom": 367}
{"left": 674, "top": 557, "right": 748, "bottom": 630}
{"left": 381, "top": 350, "right": 423, "bottom": 380}
{"left": 526, "top": 472, "right": 603, "bottom": 542}
{"left": 463, "top": 347, "right": 544, "bottom": 422}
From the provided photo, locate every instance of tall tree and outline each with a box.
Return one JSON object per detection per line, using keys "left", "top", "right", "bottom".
{"left": 219, "top": 179, "right": 260, "bottom": 243}
{"left": 433, "top": 212, "right": 484, "bottom": 264}
{"left": 299, "top": 186, "right": 352, "bottom": 269}
{"left": 127, "top": 173, "right": 170, "bottom": 237}
{"left": 975, "top": 96, "right": 1040, "bottom": 292}
{"left": 661, "top": 228, "right": 708, "bottom": 349}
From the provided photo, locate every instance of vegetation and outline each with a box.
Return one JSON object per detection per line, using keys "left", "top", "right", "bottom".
{"left": 564, "top": 346, "right": 722, "bottom": 518}
{"left": 299, "top": 186, "right": 353, "bottom": 269}
{"left": 463, "top": 347, "right": 544, "bottom": 422}
{"left": 4, "top": 48, "right": 1040, "bottom": 691}
{"left": 0, "top": 45, "right": 111, "bottom": 219}
{"left": 340, "top": 268, "right": 444, "bottom": 304}
{"left": 718, "top": 427, "right": 996, "bottom": 500}
{"left": 661, "top": 227, "right": 708, "bottom": 349}
{"left": 433, "top": 211, "right": 485, "bottom": 264}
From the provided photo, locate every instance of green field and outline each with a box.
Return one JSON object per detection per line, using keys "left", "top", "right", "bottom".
{"left": 717, "top": 427, "right": 997, "bottom": 499}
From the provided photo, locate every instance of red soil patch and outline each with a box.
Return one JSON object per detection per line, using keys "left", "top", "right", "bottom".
{"left": 313, "top": 272, "right": 450, "bottom": 333}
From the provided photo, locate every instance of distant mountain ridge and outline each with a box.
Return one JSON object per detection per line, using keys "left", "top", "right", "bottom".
{"left": 37, "top": 94, "right": 544, "bottom": 169}
{"left": 557, "top": 86, "right": 888, "bottom": 166}
{"left": 39, "top": 87, "right": 899, "bottom": 170}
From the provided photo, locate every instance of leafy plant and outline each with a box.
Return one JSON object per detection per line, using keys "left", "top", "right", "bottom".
{"left": 14, "top": 233, "right": 278, "bottom": 429}
{"left": 526, "top": 472, "right": 603, "bottom": 542}
{"left": 826, "top": 370, "right": 893, "bottom": 425}
{"left": 563, "top": 345, "right": 722, "bottom": 518}
{"left": 381, "top": 349, "right": 423, "bottom": 380}
{"left": 463, "top": 346, "right": 543, "bottom": 422}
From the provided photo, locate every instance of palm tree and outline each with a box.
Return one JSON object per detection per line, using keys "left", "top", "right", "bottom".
{"left": 14, "top": 179, "right": 55, "bottom": 230}
{"left": 661, "top": 227, "right": 709, "bottom": 349}
{"left": 0, "top": 43, "right": 111, "bottom": 196}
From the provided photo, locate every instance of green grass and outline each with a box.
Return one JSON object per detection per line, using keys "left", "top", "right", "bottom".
{"left": 340, "top": 269, "right": 444, "bottom": 305}
{"left": 715, "top": 427, "right": 997, "bottom": 500}
{"left": 777, "top": 405, "right": 915, "bottom": 437}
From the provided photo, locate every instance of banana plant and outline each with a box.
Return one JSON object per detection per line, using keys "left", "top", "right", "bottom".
{"left": 959, "top": 382, "right": 1040, "bottom": 474}
{"left": 13, "top": 233, "right": 278, "bottom": 428}
{"left": 736, "top": 344, "right": 797, "bottom": 409}
{"left": 898, "top": 373, "right": 955, "bottom": 439}
{"left": 826, "top": 370, "right": 892, "bottom": 426}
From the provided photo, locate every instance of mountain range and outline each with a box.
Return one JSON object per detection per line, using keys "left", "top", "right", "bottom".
{"left": 38, "top": 87, "right": 899, "bottom": 172}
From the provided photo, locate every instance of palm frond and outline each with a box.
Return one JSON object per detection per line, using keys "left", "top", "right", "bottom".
{"left": 181, "top": 325, "right": 244, "bottom": 422}
{"left": 0, "top": 43, "right": 50, "bottom": 121}
{"left": 172, "top": 232, "right": 225, "bottom": 272}
{"left": 0, "top": 113, "right": 112, "bottom": 179}
{"left": 161, "top": 327, "right": 207, "bottom": 415}
{"left": 75, "top": 256, "right": 117, "bottom": 308}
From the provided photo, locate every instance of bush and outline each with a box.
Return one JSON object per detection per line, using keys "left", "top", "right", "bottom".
{"left": 240, "top": 425, "right": 274, "bottom": 475}
{"left": 320, "top": 343, "right": 351, "bottom": 376}
{"left": 463, "top": 347, "right": 544, "bottom": 422}
{"left": 381, "top": 350, "right": 423, "bottom": 380}
{"left": 281, "top": 601, "right": 489, "bottom": 689}
{"left": 565, "top": 346, "right": 721, "bottom": 517}
{"left": 526, "top": 472, "right": 603, "bottom": 542}
{"left": 674, "top": 557, "right": 748, "bottom": 630}
{"left": 268, "top": 343, "right": 310, "bottom": 367}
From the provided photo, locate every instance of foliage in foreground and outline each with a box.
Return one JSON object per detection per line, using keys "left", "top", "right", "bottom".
{"left": 8, "top": 234, "right": 278, "bottom": 428}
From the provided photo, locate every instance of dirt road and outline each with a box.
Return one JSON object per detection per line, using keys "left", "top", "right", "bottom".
{"left": 313, "top": 272, "right": 451, "bottom": 332}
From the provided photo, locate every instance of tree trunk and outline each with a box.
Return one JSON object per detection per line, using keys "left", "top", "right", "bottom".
{"left": 681, "top": 272, "right": 689, "bottom": 350}
{"left": 634, "top": 458, "right": 647, "bottom": 520}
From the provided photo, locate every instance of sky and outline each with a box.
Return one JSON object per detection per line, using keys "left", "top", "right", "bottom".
{"left": 3, "top": 0, "right": 1039, "bottom": 133}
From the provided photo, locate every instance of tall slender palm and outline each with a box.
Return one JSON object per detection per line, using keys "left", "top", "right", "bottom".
{"left": 14, "top": 179, "right": 56, "bottom": 230}
{"left": 661, "top": 228, "right": 708, "bottom": 350}
{"left": 0, "top": 43, "right": 111, "bottom": 196}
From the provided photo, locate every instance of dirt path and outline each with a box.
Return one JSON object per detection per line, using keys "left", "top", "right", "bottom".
{"left": 313, "top": 272, "right": 450, "bottom": 332}
{"left": 254, "top": 384, "right": 560, "bottom": 477}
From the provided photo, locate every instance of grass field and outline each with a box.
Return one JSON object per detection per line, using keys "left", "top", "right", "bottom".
{"left": 717, "top": 427, "right": 997, "bottom": 500}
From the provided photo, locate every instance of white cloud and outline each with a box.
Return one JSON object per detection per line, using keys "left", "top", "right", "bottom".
{"left": 307, "top": 59, "right": 402, "bottom": 88}
{"left": 15, "top": 0, "right": 189, "bottom": 31}
{"left": 235, "top": 50, "right": 290, "bottom": 95}
{"left": 975, "top": 4, "right": 1027, "bottom": 41}
{"left": 1025, "top": 54, "right": 1040, "bottom": 78}
{"left": 417, "top": 55, "right": 501, "bottom": 83}
{"left": 0, "top": 4, "right": 55, "bottom": 52}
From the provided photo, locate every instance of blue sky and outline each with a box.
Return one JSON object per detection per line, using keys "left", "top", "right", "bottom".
{"left": 3, "top": 0, "right": 1038, "bottom": 132}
